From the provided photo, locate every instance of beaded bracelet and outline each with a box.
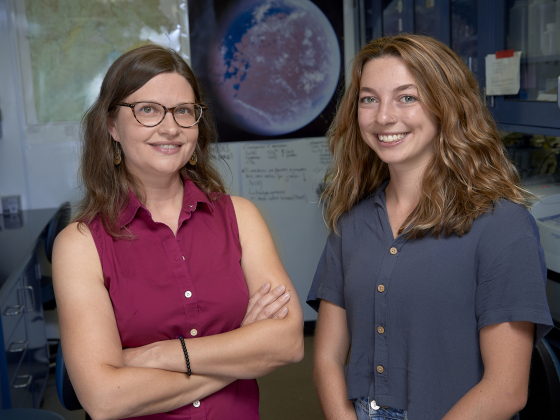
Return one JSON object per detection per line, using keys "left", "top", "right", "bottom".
{"left": 179, "top": 336, "right": 192, "bottom": 376}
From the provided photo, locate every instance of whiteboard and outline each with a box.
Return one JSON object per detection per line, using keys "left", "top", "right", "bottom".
{"left": 211, "top": 137, "right": 331, "bottom": 321}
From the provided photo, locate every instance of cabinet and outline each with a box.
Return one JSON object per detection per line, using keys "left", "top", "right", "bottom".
{"left": 0, "top": 209, "right": 57, "bottom": 409}
{"left": 478, "top": 0, "right": 560, "bottom": 135}
{"left": 360, "top": 0, "right": 477, "bottom": 73}
{"left": 360, "top": 0, "right": 560, "bottom": 136}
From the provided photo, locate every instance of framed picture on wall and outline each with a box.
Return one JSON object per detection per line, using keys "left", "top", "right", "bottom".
{"left": 188, "top": 0, "right": 344, "bottom": 142}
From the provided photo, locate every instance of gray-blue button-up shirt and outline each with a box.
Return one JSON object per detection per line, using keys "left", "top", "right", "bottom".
{"left": 307, "top": 182, "right": 553, "bottom": 420}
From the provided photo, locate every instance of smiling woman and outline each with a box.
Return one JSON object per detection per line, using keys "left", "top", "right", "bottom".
{"left": 52, "top": 44, "right": 304, "bottom": 420}
{"left": 107, "top": 72, "right": 200, "bottom": 185}
{"left": 76, "top": 45, "right": 225, "bottom": 238}
{"left": 357, "top": 56, "right": 438, "bottom": 181}
{"left": 308, "top": 34, "right": 553, "bottom": 420}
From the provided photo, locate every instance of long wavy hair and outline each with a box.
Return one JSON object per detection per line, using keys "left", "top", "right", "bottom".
{"left": 75, "top": 44, "right": 225, "bottom": 238}
{"left": 322, "top": 34, "right": 530, "bottom": 238}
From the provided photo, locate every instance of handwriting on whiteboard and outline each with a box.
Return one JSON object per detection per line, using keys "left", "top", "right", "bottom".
{"left": 240, "top": 139, "right": 330, "bottom": 202}
{"left": 212, "top": 142, "right": 235, "bottom": 161}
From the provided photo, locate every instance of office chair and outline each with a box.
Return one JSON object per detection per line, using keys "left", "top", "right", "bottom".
{"left": 519, "top": 337, "right": 560, "bottom": 419}
{"left": 55, "top": 344, "right": 82, "bottom": 412}
{"left": 56, "top": 345, "right": 92, "bottom": 419}
{"left": 40, "top": 201, "right": 71, "bottom": 310}
{"left": 37, "top": 202, "right": 71, "bottom": 369}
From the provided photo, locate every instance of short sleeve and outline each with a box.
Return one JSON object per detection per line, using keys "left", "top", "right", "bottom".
{"left": 476, "top": 235, "right": 553, "bottom": 344}
{"left": 306, "top": 230, "right": 345, "bottom": 312}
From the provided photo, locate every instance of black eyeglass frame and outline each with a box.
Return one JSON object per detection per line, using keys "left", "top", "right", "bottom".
{"left": 117, "top": 102, "right": 208, "bottom": 128}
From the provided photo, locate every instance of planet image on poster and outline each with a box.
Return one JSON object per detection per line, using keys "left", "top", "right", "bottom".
{"left": 210, "top": 0, "right": 341, "bottom": 136}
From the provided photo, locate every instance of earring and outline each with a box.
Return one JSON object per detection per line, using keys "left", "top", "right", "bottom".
{"left": 113, "top": 143, "right": 122, "bottom": 166}
{"left": 189, "top": 152, "right": 197, "bottom": 166}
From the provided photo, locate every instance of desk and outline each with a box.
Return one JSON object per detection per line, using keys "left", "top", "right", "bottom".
{"left": 0, "top": 208, "right": 58, "bottom": 409}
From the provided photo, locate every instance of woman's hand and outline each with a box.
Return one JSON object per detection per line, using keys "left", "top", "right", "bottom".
{"left": 241, "top": 282, "right": 290, "bottom": 327}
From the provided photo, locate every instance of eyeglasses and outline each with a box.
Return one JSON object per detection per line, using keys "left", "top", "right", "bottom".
{"left": 117, "top": 102, "right": 207, "bottom": 128}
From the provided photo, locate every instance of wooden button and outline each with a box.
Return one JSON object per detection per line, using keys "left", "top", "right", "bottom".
{"left": 377, "top": 284, "right": 385, "bottom": 293}
{"left": 390, "top": 247, "right": 397, "bottom": 255}
{"left": 377, "top": 326, "right": 385, "bottom": 334}
{"left": 377, "top": 365, "right": 384, "bottom": 374}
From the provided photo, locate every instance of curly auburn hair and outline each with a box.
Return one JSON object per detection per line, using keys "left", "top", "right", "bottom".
{"left": 75, "top": 44, "right": 225, "bottom": 238}
{"left": 322, "top": 34, "right": 530, "bottom": 238}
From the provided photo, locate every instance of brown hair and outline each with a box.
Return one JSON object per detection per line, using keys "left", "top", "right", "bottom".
{"left": 75, "top": 44, "right": 225, "bottom": 238}
{"left": 322, "top": 34, "right": 530, "bottom": 238}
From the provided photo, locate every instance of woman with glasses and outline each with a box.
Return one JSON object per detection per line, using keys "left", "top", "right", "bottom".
{"left": 308, "top": 34, "right": 553, "bottom": 420}
{"left": 52, "top": 44, "right": 304, "bottom": 419}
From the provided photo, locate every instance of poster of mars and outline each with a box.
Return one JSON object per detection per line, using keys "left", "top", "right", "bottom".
{"left": 188, "top": 0, "right": 344, "bottom": 142}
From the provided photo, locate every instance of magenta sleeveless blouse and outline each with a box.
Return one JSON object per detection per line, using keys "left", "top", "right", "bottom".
{"left": 88, "top": 180, "right": 259, "bottom": 419}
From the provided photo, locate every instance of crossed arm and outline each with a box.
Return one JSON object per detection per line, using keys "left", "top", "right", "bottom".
{"left": 313, "top": 300, "right": 534, "bottom": 420}
{"left": 52, "top": 197, "right": 304, "bottom": 420}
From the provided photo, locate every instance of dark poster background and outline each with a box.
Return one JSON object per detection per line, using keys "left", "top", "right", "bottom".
{"left": 188, "top": 0, "right": 344, "bottom": 142}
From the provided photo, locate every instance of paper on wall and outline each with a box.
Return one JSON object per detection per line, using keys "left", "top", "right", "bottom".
{"left": 485, "top": 51, "right": 522, "bottom": 96}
